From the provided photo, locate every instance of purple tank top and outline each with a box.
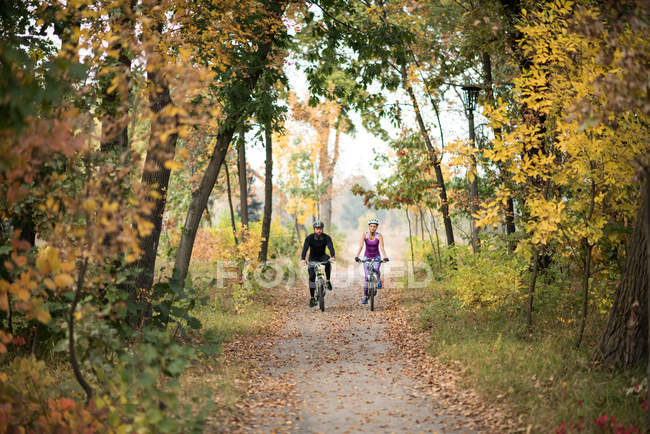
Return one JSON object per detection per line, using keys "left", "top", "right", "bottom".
{"left": 364, "top": 232, "right": 380, "bottom": 258}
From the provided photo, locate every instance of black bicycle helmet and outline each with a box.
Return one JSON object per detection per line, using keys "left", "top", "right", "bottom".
{"left": 313, "top": 220, "right": 324, "bottom": 228}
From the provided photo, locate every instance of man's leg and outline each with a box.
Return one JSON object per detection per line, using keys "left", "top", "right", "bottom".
{"left": 324, "top": 258, "right": 332, "bottom": 290}
{"left": 308, "top": 265, "right": 316, "bottom": 306}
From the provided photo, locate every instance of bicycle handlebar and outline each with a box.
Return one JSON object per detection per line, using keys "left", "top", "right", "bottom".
{"left": 306, "top": 260, "right": 331, "bottom": 267}
{"left": 355, "top": 257, "right": 389, "bottom": 263}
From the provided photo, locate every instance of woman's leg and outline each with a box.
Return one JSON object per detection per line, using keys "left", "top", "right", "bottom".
{"left": 363, "top": 261, "right": 370, "bottom": 296}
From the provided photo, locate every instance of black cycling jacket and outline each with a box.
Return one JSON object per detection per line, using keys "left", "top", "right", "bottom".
{"left": 301, "top": 233, "right": 335, "bottom": 260}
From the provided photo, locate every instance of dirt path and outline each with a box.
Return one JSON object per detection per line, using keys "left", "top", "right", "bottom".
{"left": 220, "top": 262, "right": 485, "bottom": 434}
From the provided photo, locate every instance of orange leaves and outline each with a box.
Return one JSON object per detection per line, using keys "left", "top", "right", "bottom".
{"left": 53, "top": 274, "right": 75, "bottom": 289}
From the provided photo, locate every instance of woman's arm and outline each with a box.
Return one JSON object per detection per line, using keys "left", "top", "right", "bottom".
{"left": 355, "top": 233, "right": 365, "bottom": 257}
{"left": 378, "top": 234, "right": 388, "bottom": 258}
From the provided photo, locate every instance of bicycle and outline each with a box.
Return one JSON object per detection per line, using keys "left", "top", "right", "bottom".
{"left": 356, "top": 257, "right": 388, "bottom": 311}
{"left": 307, "top": 260, "right": 330, "bottom": 311}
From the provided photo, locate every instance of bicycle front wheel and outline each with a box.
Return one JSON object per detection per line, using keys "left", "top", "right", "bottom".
{"left": 317, "top": 279, "right": 325, "bottom": 311}
{"left": 369, "top": 281, "right": 375, "bottom": 311}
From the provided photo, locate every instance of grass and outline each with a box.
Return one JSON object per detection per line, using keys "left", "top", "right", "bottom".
{"left": 402, "top": 258, "right": 647, "bottom": 432}
{"left": 180, "top": 260, "right": 276, "bottom": 423}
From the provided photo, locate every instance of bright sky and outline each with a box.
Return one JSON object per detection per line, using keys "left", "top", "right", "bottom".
{"left": 247, "top": 61, "right": 483, "bottom": 185}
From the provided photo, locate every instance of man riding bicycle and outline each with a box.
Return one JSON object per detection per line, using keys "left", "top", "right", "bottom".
{"left": 300, "top": 220, "right": 335, "bottom": 308}
{"left": 354, "top": 217, "right": 388, "bottom": 304}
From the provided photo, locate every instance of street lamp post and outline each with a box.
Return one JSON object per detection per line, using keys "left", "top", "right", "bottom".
{"left": 462, "top": 85, "right": 481, "bottom": 254}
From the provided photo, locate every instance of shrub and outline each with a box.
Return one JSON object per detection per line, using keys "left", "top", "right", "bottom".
{"left": 448, "top": 240, "right": 528, "bottom": 311}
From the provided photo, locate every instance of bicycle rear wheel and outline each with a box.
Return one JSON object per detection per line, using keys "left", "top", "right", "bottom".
{"left": 317, "top": 279, "right": 325, "bottom": 311}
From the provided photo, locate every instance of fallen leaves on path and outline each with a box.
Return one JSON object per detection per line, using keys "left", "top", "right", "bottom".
{"left": 382, "top": 290, "right": 525, "bottom": 433}
{"left": 209, "top": 282, "right": 523, "bottom": 433}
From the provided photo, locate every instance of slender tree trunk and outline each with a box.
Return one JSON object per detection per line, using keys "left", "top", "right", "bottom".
{"left": 421, "top": 209, "right": 439, "bottom": 268}
{"left": 172, "top": 130, "right": 233, "bottom": 288}
{"left": 401, "top": 64, "right": 455, "bottom": 248}
{"left": 527, "top": 247, "right": 541, "bottom": 329}
{"left": 69, "top": 258, "right": 92, "bottom": 404}
{"left": 596, "top": 177, "right": 648, "bottom": 367}
{"left": 170, "top": 8, "right": 285, "bottom": 289}
{"left": 467, "top": 109, "right": 480, "bottom": 254}
{"left": 406, "top": 208, "right": 415, "bottom": 272}
{"left": 99, "top": 2, "right": 133, "bottom": 154}
{"left": 293, "top": 213, "right": 302, "bottom": 241}
{"left": 482, "top": 52, "right": 516, "bottom": 238}
{"left": 576, "top": 239, "right": 593, "bottom": 348}
{"left": 321, "top": 121, "right": 340, "bottom": 228}
{"left": 259, "top": 123, "right": 273, "bottom": 263}
{"left": 419, "top": 207, "right": 425, "bottom": 241}
{"left": 225, "top": 162, "right": 238, "bottom": 245}
{"left": 429, "top": 209, "right": 443, "bottom": 269}
{"left": 319, "top": 126, "right": 332, "bottom": 227}
{"left": 576, "top": 178, "right": 597, "bottom": 348}
{"left": 237, "top": 133, "right": 249, "bottom": 228}
{"left": 645, "top": 170, "right": 650, "bottom": 429}
{"left": 413, "top": 210, "right": 418, "bottom": 238}
{"left": 505, "top": 197, "right": 516, "bottom": 237}
{"left": 132, "top": 67, "right": 178, "bottom": 322}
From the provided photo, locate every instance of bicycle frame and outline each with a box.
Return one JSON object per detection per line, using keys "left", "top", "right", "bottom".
{"left": 308, "top": 260, "right": 329, "bottom": 311}
{"left": 358, "top": 257, "right": 385, "bottom": 311}
{"left": 308, "top": 261, "right": 327, "bottom": 280}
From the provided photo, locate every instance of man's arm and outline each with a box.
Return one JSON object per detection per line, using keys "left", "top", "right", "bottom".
{"left": 326, "top": 235, "right": 335, "bottom": 258}
{"left": 300, "top": 235, "right": 310, "bottom": 260}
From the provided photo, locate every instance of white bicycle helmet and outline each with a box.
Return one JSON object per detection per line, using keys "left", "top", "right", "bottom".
{"left": 367, "top": 217, "right": 379, "bottom": 225}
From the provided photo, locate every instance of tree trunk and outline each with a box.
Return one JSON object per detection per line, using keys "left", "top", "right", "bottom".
{"left": 419, "top": 207, "right": 425, "bottom": 241}
{"left": 576, "top": 178, "right": 597, "bottom": 348}
{"left": 428, "top": 209, "right": 443, "bottom": 269}
{"left": 170, "top": 13, "right": 284, "bottom": 289}
{"left": 505, "top": 197, "right": 516, "bottom": 237}
{"left": 576, "top": 239, "right": 593, "bottom": 348}
{"left": 596, "top": 179, "right": 648, "bottom": 367}
{"left": 482, "top": 52, "right": 516, "bottom": 238}
{"left": 225, "top": 162, "right": 238, "bottom": 245}
{"left": 293, "top": 213, "right": 302, "bottom": 241}
{"left": 319, "top": 117, "right": 341, "bottom": 228}
{"left": 132, "top": 68, "right": 178, "bottom": 317}
{"left": 237, "top": 134, "right": 249, "bottom": 228}
{"left": 172, "top": 130, "right": 233, "bottom": 288}
{"left": 645, "top": 169, "right": 650, "bottom": 429}
{"left": 421, "top": 208, "right": 439, "bottom": 268}
{"left": 401, "top": 64, "right": 455, "bottom": 248}
{"left": 406, "top": 208, "right": 415, "bottom": 272}
{"left": 99, "top": 2, "right": 133, "bottom": 154}
{"left": 259, "top": 122, "right": 273, "bottom": 263}
{"left": 467, "top": 108, "right": 480, "bottom": 254}
{"left": 527, "top": 246, "right": 541, "bottom": 329}
{"left": 69, "top": 258, "right": 92, "bottom": 404}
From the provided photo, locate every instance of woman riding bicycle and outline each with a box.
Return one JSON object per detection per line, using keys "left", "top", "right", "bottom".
{"left": 354, "top": 217, "right": 388, "bottom": 304}
{"left": 300, "top": 220, "right": 335, "bottom": 308}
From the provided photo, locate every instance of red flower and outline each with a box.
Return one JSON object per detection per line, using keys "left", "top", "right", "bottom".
{"left": 595, "top": 414, "right": 609, "bottom": 428}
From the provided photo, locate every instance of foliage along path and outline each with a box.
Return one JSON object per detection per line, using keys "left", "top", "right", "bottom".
{"left": 209, "top": 263, "right": 519, "bottom": 433}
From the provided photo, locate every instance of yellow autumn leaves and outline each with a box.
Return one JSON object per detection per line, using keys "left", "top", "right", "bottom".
{"left": 478, "top": 0, "right": 649, "bottom": 260}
